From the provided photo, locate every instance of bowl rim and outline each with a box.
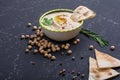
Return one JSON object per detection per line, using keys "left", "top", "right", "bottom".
{"left": 39, "top": 9, "right": 84, "bottom": 32}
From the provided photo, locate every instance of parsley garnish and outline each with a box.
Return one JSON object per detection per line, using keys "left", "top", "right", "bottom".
{"left": 42, "top": 18, "right": 53, "bottom": 26}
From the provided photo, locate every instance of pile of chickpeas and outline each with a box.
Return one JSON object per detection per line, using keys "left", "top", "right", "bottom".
{"left": 21, "top": 23, "right": 80, "bottom": 61}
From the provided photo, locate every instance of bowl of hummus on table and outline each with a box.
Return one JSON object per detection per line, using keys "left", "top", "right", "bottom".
{"left": 39, "top": 6, "right": 96, "bottom": 41}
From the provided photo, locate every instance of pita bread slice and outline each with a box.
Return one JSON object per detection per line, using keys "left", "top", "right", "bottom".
{"left": 89, "top": 57, "right": 119, "bottom": 80}
{"left": 71, "top": 6, "right": 96, "bottom": 22}
{"left": 95, "top": 49, "right": 120, "bottom": 68}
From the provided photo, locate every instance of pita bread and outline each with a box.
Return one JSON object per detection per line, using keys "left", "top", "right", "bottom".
{"left": 95, "top": 49, "right": 120, "bottom": 68}
{"left": 71, "top": 6, "right": 96, "bottom": 22}
{"left": 89, "top": 57, "right": 119, "bottom": 80}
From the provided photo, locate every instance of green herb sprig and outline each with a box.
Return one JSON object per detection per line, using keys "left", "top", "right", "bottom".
{"left": 42, "top": 18, "right": 53, "bottom": 26}
{"left": 80, "top": 28, "right": 109, "bottom": 47}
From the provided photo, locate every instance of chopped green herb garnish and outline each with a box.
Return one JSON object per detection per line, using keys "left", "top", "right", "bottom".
{"left": 42, "top": 18, "right": 53, "bottom": 26}
{"left": 80, "top": 28, "right": 109, "bottom": 47}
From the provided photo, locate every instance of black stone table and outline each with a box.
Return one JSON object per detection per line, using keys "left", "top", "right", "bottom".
{"left": 0, "top": 0, "right": 120, "bottom": 80}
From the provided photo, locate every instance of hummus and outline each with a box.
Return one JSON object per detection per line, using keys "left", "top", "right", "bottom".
{"left": 42, "top": 12, "right": 81, "bottom": 31}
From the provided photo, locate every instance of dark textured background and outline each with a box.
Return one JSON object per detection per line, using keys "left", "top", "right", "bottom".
{"left": 0, "top": 0, "right": 120, "bottom": 80}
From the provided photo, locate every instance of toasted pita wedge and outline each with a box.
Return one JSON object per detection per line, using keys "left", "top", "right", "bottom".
{"left": 89, "top": 57, "right": 119, "bottom": 80}
{"left": 71, "top": 6, "right": 96, "bottom": 22}
{"left": 95, "top": 49, "right": 120, "bottom": 68}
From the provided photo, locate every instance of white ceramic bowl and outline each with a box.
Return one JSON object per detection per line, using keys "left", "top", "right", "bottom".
{"left": 39, "top": 9, "right": 84, "bottom": 41}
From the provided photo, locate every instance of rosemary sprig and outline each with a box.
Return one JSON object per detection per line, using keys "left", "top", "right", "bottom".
{"left": 80, "top": 28, "right": 109, "bottom": 47}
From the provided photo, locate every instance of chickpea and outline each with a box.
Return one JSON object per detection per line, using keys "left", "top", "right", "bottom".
{"left": 66, "top": 43, "right": 70, "bottom": 47}
{"left": 44, "top": 53, "right": 48, "bottom": 58}
{"left": 25, "top": 35, "right": 29, "bottom": 38}
{"left": 21, "top": 35, "right": 25, "bottom": 39}
{"left": 27, "top": 45, "right": 32, "bottom": 49}
{"left": 47, "top": 54, "right": 52, "bottom": 58}
{"left": 89, "top": 45, "right": 94, "bottom": 50}
{"left": 51, "top": 56, "right": 56, "bottom": 61}
{"left": 56, "top": 47, "right": 60, "bottom": 51}
{"left": 33, "top": 26, "right": 37, "bottom": 30}
{"left": 110, "top": 46, "right": 115, "bottom": 50}
{"left": 64, "top": 46, "right": 69, "bottom": 50}
{"left": 73, "top": 41, "right": 78, "bottom": 45}
{"left": 67, "top": 50, "right": 72, "bottom": 55}
{"left": 61, "top": 44, "right": 65, "bottom": 49}
{"left": 27, "top": 22, "right": 32, "bottom": 27}
{"left": 76, "top": 39, "right": 80, "bottom": 42}
{"left": 25, "top": 48, "right": 29, "bottom": 53}
{"left": 28, "top": 40, "right": 32, "bottom": 44}
{"left": 33, "top": 49, "right": 38, "bottom": 54}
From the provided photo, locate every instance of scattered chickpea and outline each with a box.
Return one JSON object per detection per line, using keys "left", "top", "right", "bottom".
{"left": 64, "top": 46, "right": 69, "bottom": 50}
{"left": 52, "top": 48, "right": 56, "bottom": 52}
{"left": 66, "top": 43, "right": 70, "bottom": 47}
{"left": 72, "top": 56, "right": 75, "bottom": 60}
{"left": 47, "top": 54, "right": 52, "bottom": 58}
{"left": 73, "top": 41, "right": 78, "bottom": 45}
{"left": 37, "top": 43, "right": 41, "bottom": 47}
{"left": 51, "top": 56, "right": 56, "bottom": 61}
{"left": 54, "top": 45, "right": 58, "bottom": 48}
{"left": 30, "top": 42, "right": 34, "bottom": 46}
{"left": 56, "top": 47, "right": 60, "bottom": 51}
{"left": 76, "top": 39, "right": 80, "bottom": 42}
{"left": 27, "top": 45, "right": 32, "bottom": 49}
{"left": 40, "top": 33, "right": 43, "bottom": 37}
{"left": 38, "top": 27, "right": 41, "bottom": 30}
{"left": 36, "top": 29, "right": 40, "bottom": 33}
{"left": 33, "top": 26, "right": 37, "bottom": 30}
{"left": 30, "top": 35, "right": 34, "bottom": 39}
{"left": 25, "top": 35, "right": 29, "bottom": 38}
{"left": 21, "top": 35, "right": 25, "bottom": 39}
{"left": 39, "top": 46, "right": 44, "bottom": 51}
{"left": 44, "top": 51, "right": 48, "bottom": 54}
{"left": 33, "top": 34, "right": 37, "bottom": 38}
{"left": 44, "top": 53, "right": 48, "bottom": 58}
{"left": 47, "top": 44, "right": 51, "bottom": 48}
{"left": 25, "top": 48, "right": 29, "bottom": 53}
{"left": 67, "top": 50, "right": 72, "bottom": 55}
{"left": 27, "top": 22, "right": 32, "bottom": 27}
{"left": 33, "top": 49, "right": 38, "bottom": 54}
{"left": 44, "top": 40, "right": 48, "bottom": 43}
{"left": 37, "top": 37, "right": 41, "bottom": 41}
{"left": 47, "top": 49, "right": 51, "bottom": 53}
{"left": 40, "top": 50, "right": 44, "bottom": 54}
{"left": 72, "top": 76, "right": 77, "bottom": 80}
{"left": 28, "top": 40, "right": 32, "bottom": 44}
{"left": 61, "top": 44, "right": 65, "bottom": 49}
{"left": 51, "top": 44, "right": 54, "bottom": 47}
{"left": 48, "top": 42, "right": 52, "bottom": 45}
{"left": 36, "top": 32, "right": 40, "bottom": 36}
{"left": 42, "top": 39, "right": 45, "bottom": 41}
{"left": 43, "top": 45, "right": 47, "bottom": 48}
{"left": 89, "top": 45, "right": 94, "bottom": 50}
{"left": 35, "top": 41, "right": 38, "bottom": 45}
{"left": 62, "top": 69, "right": 66, "bottom": 72}
{"left": 110, "top": 45, "right": 115, "bottom": 50}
